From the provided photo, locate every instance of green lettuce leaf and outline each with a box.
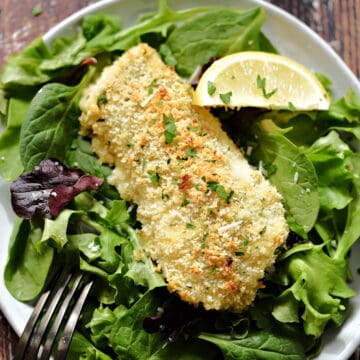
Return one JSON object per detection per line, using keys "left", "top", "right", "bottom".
{"left": 329, "top": 89, "right": 360, "bottom": 123}
{"left": 68, "top": 331, "right": 113, "bottom": 360}
{"left": 273, "top": 245, "right": 355, "bottom": 338}
{"left": 334, "top": 153, "right": 360, "bottom": 259}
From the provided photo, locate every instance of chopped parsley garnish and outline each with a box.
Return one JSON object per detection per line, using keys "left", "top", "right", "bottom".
{"left": 32, "top": 4, "right": 42, "bottom": 16}
{"left": 97, "top": 93, "right": 108, "bottom": 106}
{"left": 148, "top": 85, "right": 154, "bottom": 95}
{"left": 162, "top": 191, "right": 169, "bottom": 201}
{"left": 184, "top": 148, "right": 197, "bottom": 158}
{"left": 207, "top": 81, "right": 217, "bottom": 96}
{"left": 163, "top": 114, "right": 177, "bottom": 144}
{"left": 260, "top": 226, "right": 267, "bottom": 236}
{"left": 147, "top": 170, "right": 160, "bottom": 186}
{"left": 181, "top": 194, "right": 190, "bottom": 207}
{"left": 235, "top": 251, "right": 245, "bottom": 256}
{"left": 186, "top": 223, "right": 196, "bottom": 229}
{"left": 201, "top": 231, "right": 209, "bottom": 248}
{"left": 187, "top": 123, "right": 202, "bottom": 135}
{"left": 256, "top": 75, "right": 277, "bottom": 99}
{"left": 206, "top": 181, "right": 234, "bottom": 203}
{"left": 288, "top": 101, "right": 297, "bottom": 111}
{"left": 219, "top": 91, "right": 232, "bottom": 104}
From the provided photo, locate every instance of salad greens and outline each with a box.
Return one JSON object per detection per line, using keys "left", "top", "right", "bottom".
{"left": 1, "top": 0, "right": 360, "bottom": 358}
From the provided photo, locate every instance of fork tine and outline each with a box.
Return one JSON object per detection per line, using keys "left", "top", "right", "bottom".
{"left": 26, "top": 270, "right": 73, "bottom": 360}
{"left": 14, "top": 268, "right": 72, "bottom": 360}
{"left": 14, "top": 289, "right": 51, "bottom": 360}
{"left": 54, "top": 280, "right": 93, "bottom": 360}
{"left": 14, "top": 268, "right": 93, "bottom": 360}
{"left": 39, "top": 272, "right": 84, "bottom": 360}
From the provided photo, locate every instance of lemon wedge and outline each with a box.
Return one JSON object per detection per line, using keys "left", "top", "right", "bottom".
{"left": 193, "top": 51, "right": 330, "bottom": 110}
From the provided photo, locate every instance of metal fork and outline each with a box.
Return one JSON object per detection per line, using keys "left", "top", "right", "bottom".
{"left": 14, "top": 268, "right": 93, "bottom": 360}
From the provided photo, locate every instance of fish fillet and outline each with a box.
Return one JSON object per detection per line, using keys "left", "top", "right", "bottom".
{"left": 79, "top": 43, "right": 288, "bottom": 312}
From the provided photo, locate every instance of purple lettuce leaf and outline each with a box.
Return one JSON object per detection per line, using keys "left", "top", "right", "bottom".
{"left": 10, "top": 158, "right": 104, "bottom": 219}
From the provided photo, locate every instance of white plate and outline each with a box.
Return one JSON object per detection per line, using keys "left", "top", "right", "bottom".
{"left": 0, "top": 0, "right": 360, "bottom": 358}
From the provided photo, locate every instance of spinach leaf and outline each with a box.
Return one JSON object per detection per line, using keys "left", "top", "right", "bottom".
{"left": 109, "top": 290, "right": 164, "bottom": 358}
{"left": 260, "top": 111, "right": 328, "bottom": 147}
{"left": 0, "top": 127, "right": 22, "bottom": 181}
{"left": 253, "top": 121, "right": 319, "bottom": 237}
{"left": 164, "top": 7, "right": 267, "bottom": 77}
{"left": 4, "top": 217, "right": 54, "bottom": 301}
{"left": 0, "top": 89, "right": 7, "bottom": 124}
{"left": 304, "top": 131, "right": 353, "bottom": 212}
{"left": 200, "top": 329, "right": 306, "bottom": 360}
{"left": 19, "top": 70, "right": 94, "bottom": 171}
{"left": 109, "top": 290, "right": 216, "bottom": 359}
{"left": 0, "top": 97, "right": 30, "bottom": 180}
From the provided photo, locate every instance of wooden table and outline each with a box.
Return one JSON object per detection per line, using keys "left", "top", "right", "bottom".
{"left": 0, "top": 0, "right": 359, "bottom": 359}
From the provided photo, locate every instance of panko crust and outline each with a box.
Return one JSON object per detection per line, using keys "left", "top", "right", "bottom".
{"left": 79, "top": 43, "right": 289, "bottom": 312}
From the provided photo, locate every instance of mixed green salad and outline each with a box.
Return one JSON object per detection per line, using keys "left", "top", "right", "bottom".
{"left": 1, "top": 0, "right": 360, "bottom": 358}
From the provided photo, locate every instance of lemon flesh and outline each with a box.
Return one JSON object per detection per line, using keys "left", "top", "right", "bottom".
{"left": 193, "top": 51, "right": 330, "bottom": 110}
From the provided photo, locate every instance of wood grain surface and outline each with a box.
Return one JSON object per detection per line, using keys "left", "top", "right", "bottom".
{"left": 0, "top": 1, "right": 359, "bottom": 359}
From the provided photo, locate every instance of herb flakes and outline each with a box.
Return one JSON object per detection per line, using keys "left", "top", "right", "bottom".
{"left": 32, "top": 4, "right": 42, "bottom": 17}
{"left": 97, "top": 93, "right": 108, "bottom": 107}
{"left": 256, "top": 75, "right": 277, "bottom": 99}
{"left": 219, "top": 91, "right": 232, "bottom": 104}
{"left": 184, "top": 148, "right": 197, "bottom": 158}
{"left": 207, "top": 181, "right": 234, "bottom": 203}
{"left": 207, "top": 81, "right": 216, "bottom": 96}
{"left": 163, "top": 114, "right": 177, "bottom": 144}
{"left": 147, "top": 170, "right": 160, "bottom": 186}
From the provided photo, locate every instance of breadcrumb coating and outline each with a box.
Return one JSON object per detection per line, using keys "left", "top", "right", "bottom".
{"left": 79, "top": 43, "right": 288, "bottom": 312}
